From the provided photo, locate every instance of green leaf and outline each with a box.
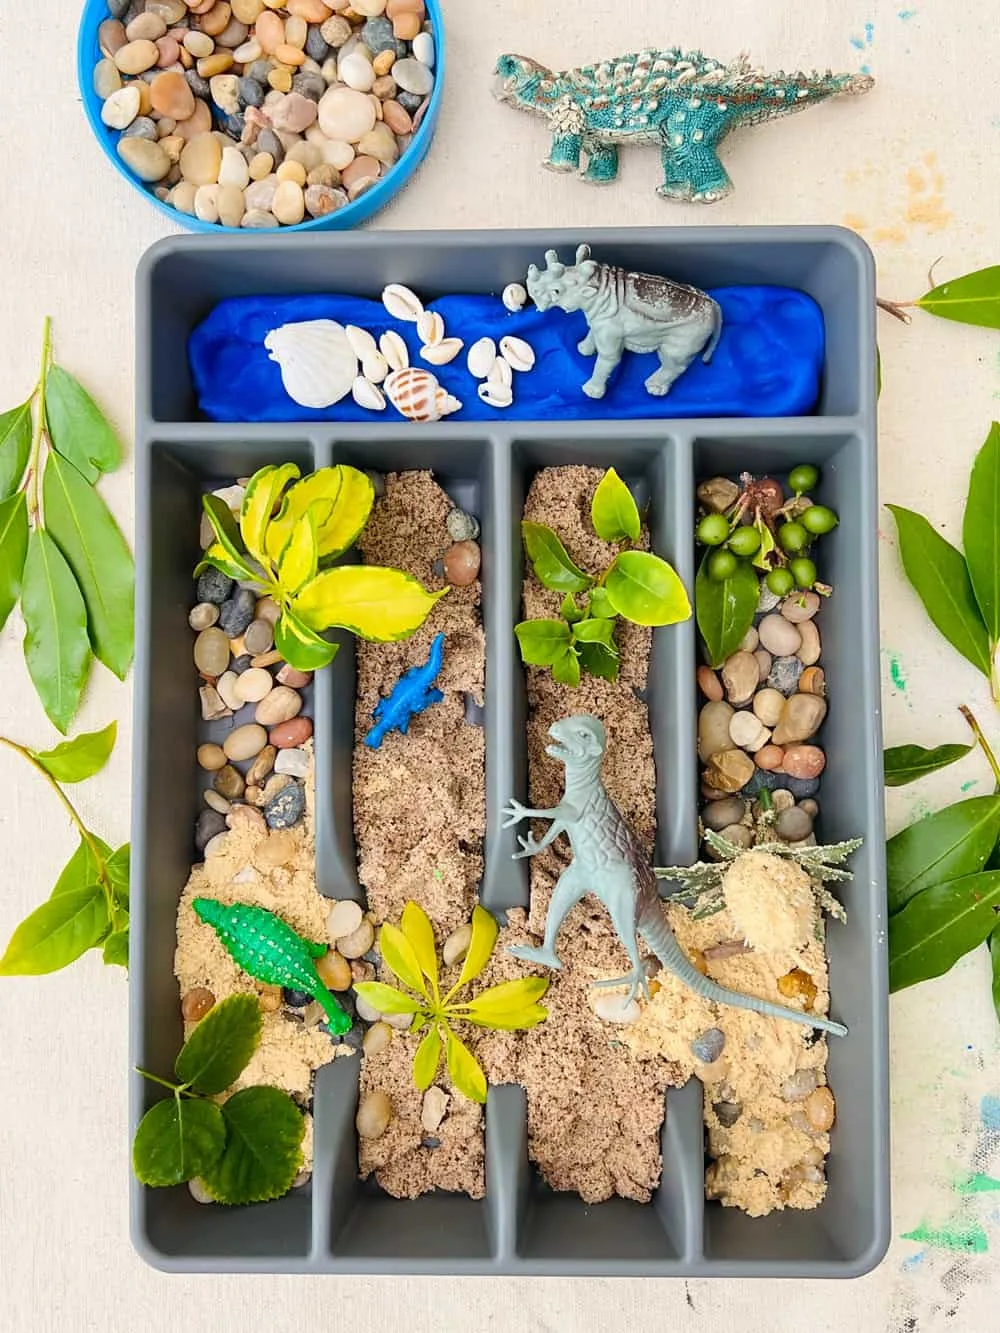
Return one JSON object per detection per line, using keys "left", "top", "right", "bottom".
{"left": 44, "top": 366, "right": 121, "bottom": 483}
{"left": 292, "top": 565, "right": 447, "bottom": 640}
{"left": 240, "top": 463, "right": 300, "bottom": 565}
{"left": 457, "top": 976, "right": 550, "bottom": 1030}
{"left": 514, "top": 618, "right": 571, "bottom": 667}
{"left": 273, "top": 608, "right": 338, "bottom": 673}
{"left": 887, "top": 795, "right": 1000, "bottom": 913}
{"left": 551, "top": 645, "right": 582, "bottom": 686}
{"left": 31, "top": 721, "right": 117, "bottom": 784}
{"left": 21, "top": 527, "right": 91, "bottom": 734}
{"left": 915, "top": 265, "right": 1000, "bottom": 330}
{"left": 50, "top": 835, "right": 112, "bottom": 898}
{"left": 266, "top": 466, "right": 373, "bottom": 564}
{"left": 886, "top": 504, "right": 993, "bottom": 679}
{"left": 521, "top": 520, "right": 593, "bottom": 593}
{"left": 884, "top": 741, "right": 974, "bottom": 787}
{"left": 587, "top": 586, "right": 616, "bottom": 619}
{"left": 174, "top": 993, "right": 263, "bottom": 1096}
{"left": 561, "top": 592, "right": 583, "bottom": 624}
{"left": 0, "top": 884, "right": 108, "bottom": 975}
{"left": 990, "top": 926, "right": 1000, "bottom": 1025}
{"left": 201, "top": 1086, "right": 305, "bottom": 1205}
{"left": 195, "top": 541, "right": 256, "bottom": 584}
{"left": 353, "top": 981, "right": 423, "bottom": 1015}
{"left": 201, "top": 494, "right": 253, "bottom": 577}
{"left": 379, "top": 921, "right": 429, "bottom": 1000}
{"left": 0, "top": 491, "right": 29, "bottom": 632}
{"left": 453, "top": 905, "right": 499, "bottom": 992}
{"left": 0, "top": 402, "right": 32, "bottom": 500}
{"left": 132, "top": 1096, "right": 226, "bottom": 1189}
{"left": 591, "top": 468, "right": 641, "bottom": 543}
{"left": 103, "top": 927, "right": 129, "bottom": 968}
{"left": 572, "top": 616, "right": 618, "bottom": 650}
{"left": 400, "top": 901, "right": 438, "bottom": 995}
{"left": 695, "top": 551, "right": 758, "bottom": 667}
{"left": 889, "top": 871, "right": 1000, "bottom": 991}
{"left": 412, "top": 1025, "right": 442, "bottom": 1091}
{"left": 577, "top": 640, "right": 620, "bottom": 682}
{"left": 605, "top": 550, "right": 691, "bottom": 627}
{"left": 276, "top": 507, "right": 318, "bottom": 596}
{"left": 962, "top": 424, "right": 1000, "bottom": 643}
{"left": 443, "top": 1026, "right": 488, "bottom": 1103}
{"left": 106, "top": 843, "right": 130, "bottom": 907}
{"left": 751, "top": 521, "right": 776, "bottom": 573}
{"left": 43, "top": 453, "right": 135, "bottom": 679}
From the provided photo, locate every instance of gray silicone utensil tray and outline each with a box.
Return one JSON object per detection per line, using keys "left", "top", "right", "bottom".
{"left": 132, "top": 226, "right": 889, "bottom": 1277}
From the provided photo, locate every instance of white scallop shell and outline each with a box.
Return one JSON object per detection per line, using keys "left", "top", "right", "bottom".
{"left": 502, "top": 282, "right": 528, "bottom": 313}
{"left": 488, "top": 356, "right": 512, "bottom": 390}
{"left": 417, "top": 310, "right": 445, "bottom": 346}
{"left": 362, "top": 351, "right": 388, "bottom": 384}
{"left": 478, "top": 380, "right": 513, "bottom": 409}
{"left": 345, "top": 324, "right": 379, "bottom": 362}
{"left": 467, "top": 336, "right": 497, "bottom": 379}
{"left": 385, "top": 367, "right": 450, "bottom": 422}
{"left": 352, "top": 376, "right": 386, "bottom": 411}
{"left": 500, "top": 335, "right": 536, "bottom": 372}
{"left": 379, "top": 329, "right": 409, "bottom": 371}
{"left": 420, "top": 337, "right": 463, "bottom": 366}
{"left": 382, "top": 283, "right": 424, "bottom": 322}
{"left": 263, "top": 319, "right": 357, "bottom": 409}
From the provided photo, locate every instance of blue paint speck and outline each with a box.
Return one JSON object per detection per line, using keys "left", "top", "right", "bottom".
{"left": 865, "top": 22, "right": 876, "bottom": 42}
{"left": 902, "top": 1249, "right": 927, "bottom": 1271}
{"left": 850, "top": 35, "right": 866, "bottom": 50}
{"left": 980, "top": 1095, "right": 1000, "bottom": 1130}
{"left": 898, "top": 9, "right": 917, "bottom": 19}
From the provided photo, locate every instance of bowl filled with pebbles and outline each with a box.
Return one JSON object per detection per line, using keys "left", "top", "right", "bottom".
{"left": 78, "top": 0, "right": 444, "bottom": 233}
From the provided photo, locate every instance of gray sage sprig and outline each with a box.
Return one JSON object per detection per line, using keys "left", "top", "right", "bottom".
{"left": 515, "top": 468, "right": 691, "bottom": 685}
{"left": 0, "top": 318, "right": 134, "bottom": 732}
{"left": 0, "top": 723, "right": 130, "bottom": 975}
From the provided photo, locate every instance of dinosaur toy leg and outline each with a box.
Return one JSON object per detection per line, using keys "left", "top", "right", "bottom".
{"left": 577, "top": 330, "right": 596, "bottom": 356}
{"left": 645, "top": 323, "right": 714, "bottom": 397}
{"left": 544, "top": 130, "right": 583, "bottom": 173}
{"left": 581, "top": 141, "right": 619, "bottom": 184}
{"left": 657, "top": 134, "right": 734, "bottom": 203}
{"left": 581, "top": 328, "right": 626, "bottom": 399}
{"left": 589, "top": 865, "right": 650, "bottom": 1005}
{"left": 508, "top": 863, "right": 587, "bottom": 971}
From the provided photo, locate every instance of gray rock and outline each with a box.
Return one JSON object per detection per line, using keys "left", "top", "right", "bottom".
{"left": 121, "top": 116, "right": 158, "bottom": 141}
{"left": 741, "top": 768, "right": 780, "bottom": 796}
{"left": 776, "top": 806, "right": 815, "bottom": 842}
{"left": 195, "top": 808, "right": 228, "bottom": 853}
{"left": 108, "top": 0, "right": 130, "bottom": 16}
{"left": 421, "top": 1135, "right": 442, "bottom": 1149}
{"left": 230, "top": 654, "right": 253, "bottom": 673}
{"left": 393, "top": 58, "right": 433, "bottom": 96}
{"left": 292, "top": 71, "right": 327, "bottom": 102}
{"left": 766, "top": 655, "right": 805, "bottom": 697}
{"left": 446, "top": 507, "right": 479, "bottom": 542}
{"left": 265, "top": 781, "right": 306, "bottom": 829}
{"left": 185, "top": 70, "right": 210, "bottom": 99}
{"left": 691, "top": 1028, "right": 726, "bottom": 1063}
{"left": 396, "top": 90, "right": 423, "bottom": 113}
{"left": 274, "top": 747, "right": 309, "bottom": 778}
{"left": 305, "top": 25, "right": 330, "bottom": 62}
{"left": 218, "top": 588, "right": 257, "bottom": 637}
{"left": 257, "top": 128, "right": 284, "bottom": 165}
{"left": 701, "top": 795, "right": 745, "bottom": 832}
{"left": 713, "top": 1100, "right": 742, "bottom": 1128}
{"left": 196, "top": 568, "right": 234, "bottom": 605}
{"left": 783, "top": 774, "right": 821, "bottom": 799}
{"left": 361, "top": 17, "right": 402, "bottom": 55}
{"left": 223, "top": 112, "right": 246, "bottom": 140}
{"left": 238, "top": 77, "right": 266, "bottom": 108}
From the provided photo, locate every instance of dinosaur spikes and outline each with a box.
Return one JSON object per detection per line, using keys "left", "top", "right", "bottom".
{"left": 575, "top": 243, "right": 592, "bottom": 264}
{"left": 543, "top": 249, "right": 566, "bottom": 276}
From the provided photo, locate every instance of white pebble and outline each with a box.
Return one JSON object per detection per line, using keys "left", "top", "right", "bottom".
{"left": 355, "top": 992, "right": 382, "bottom": 1023}
{"left": 101, "top": 85, "right": 141, "bottom": 129}
{"left": 327, "top": 899, "right": 364, "bottom": 940}
{"left": 203, "top": 832, "right": 230, "bottom": 859}
{"left": 194, "top": 184, "right": 220, "bottom": 224}
{"left": 412, "top": 31, "right": 435, "bottom": 68}
{"left": 274, "top": 747, "right": 310, "bottom": 777}
{"left": 592, "top": 993, "right": 641, "bottom": 1024}
{"left": 443, "top": 924, "right": 472, "bottom": 967}
{"left": 421, "top": 1086, "right": 449, "bottom": 1133}
{"left": 216, "top": 671, "right": 243, "bottom": 712}
{"left": 758, "top": 614, "right": 802, "bottom": 657}
{"left": 218, "top": 146, "right": 250, "bottom": 189}
{"left": 339, "top": 51, "right": 375, "bottom": 92}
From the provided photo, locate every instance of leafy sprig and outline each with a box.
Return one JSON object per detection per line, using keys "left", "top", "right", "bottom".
{"left": 515, "top": 468, "right": 690, "bottom": 685}
{"left": 132, "top": 994, "right": 306, "bottom": 1205}
{"left": 355, "top": 902, "right": 549, "bottom": 1103}
{"left": 197, "top": 463, "right": 446, "bottom": 673}
{"left": 878, "top": 263, "right": 1000, "bottom": 331}
{"left": 1, "top": 319, "right": 134, "bottom": 732}
{"left": 0, "top": 723, "right": 130, "bottom": 975}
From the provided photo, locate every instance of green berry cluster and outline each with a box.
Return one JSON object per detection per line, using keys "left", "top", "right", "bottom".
{"left": 696, "top": 463, "right": 838, "bottom": 591}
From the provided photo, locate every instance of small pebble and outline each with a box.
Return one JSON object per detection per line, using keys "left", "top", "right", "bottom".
{"left": 781, "top": 591, "right": 820, "bottom": 623}
{"left": 698, "top": 701, "right": 735, "bottom": 759}
{"left": 276, "top": 664, "right": 312, "bottom": 688}
{"left": 224, "top": 723, "right": 268, "bottom": 762}
{"left": 200, "top": 685, "right": 230, "bottom": 721}
{"left": 767, "top": 656, "right": 805, "bottom": 697}
{"left": 697, "top": 476, "right": 740, "bottom": 513}
{"left": 717, "top": 823, "right": 752, "bottom": 849}
{"left": 799, "top": 666, "right": 826, "bottom": 696}
{"left": 592, "top": 993, "right": 641, "bottom": 1025}
{"left": 189, "top": 602, "right": 219, "bottom": 631}
{"left": 797, "top": 620, "right": 821, "bottom": 666}
{"left": 188, "top": 1177, "right": 214, "bottom": 1204}
{"left": 721, "top": 651, "right": 758, "bottom": 706}
{"left": 244, "top": 619, "right": 275, "bottom": 655}
{"left": 701, "top": 795, "right": 745, "bottom": 831}
{"left": 214, "top": 763, "right": 246, "bottom": 800}
{"left": 115, "top": 39, "right": 161, "bottom": 75}
{"left": 219, "top": 588, "right": 257, "bottom": 637}
{"left": 254, "top": 828, "right": 297, "bottom": 868}
{"left": 181, "top": 986, "right": 216, "bottom": 1022}
{"left": 197, "top": 742, "right": 228, "bottom": 772}
{"left": 443, "top": 540, "right": 480, "bottom": 587}
{"left": 355, "top": 992, "right": 382, "bottom": 1024}
{"left": 194, "top": 627, "right": 230, "bottom": 676}
{"left": 356, "top": 1091, "right": 392, "bottom": 1139}
{"left": 421, "top": 1086, "right": 449, "bottom": 1133}
{"left": 327, "top": 899, "right": 364, "bottom": 940}
{"left": 754, "top": 744, "right": 785, "bottom": 772}
{"left": 445, "top": 507, "right": 479, "bottom": 543}
{"left": 783, "top": 774, "right": 821, "bottom": 799}
{"left": 195, "top": 806, "right": 228, "bottom": 852}
{"left": 264, "top": 781, "right": 306, "bottom": 829}
{"left": 337, "top": 917, "right": 375, "bottom": 959}
{"left": 758, "top": 614, "right": 802, "bottom": 657}
{"left": 713, "top": 1100, "right": 742, "bottom": 1128}
{"left": 800, "top": 798, "right": 819, "bottom": 817}
{"left": 215, "top": 671, "right": 242, "bottom": 712}
{"left": 777, "top": 967, "right": 818, "bottom": 1007}
{"left": 704, "top": 748, "right": 755, "bottom": 793}
{"left": 392, "top": 56, "right": 433, "bottom": 96}
{"left": 805, "top": 1086, "right": 836, "bottom": 1132}
{"left": 234, "top": 668, "right": 273, "bottom": 705}
{"left": 101, "top": 84, "right": 142, "bottom": 129}
{"left": 316, "top": 949, "right": 352, "bottom": 991}
{"left": 259, "top": 983, "right": 283, "bottom": 1012}
{"left": 782, "top": 1069, "right": 819, "bottom": 1101}
{"left": 772, "top": 694, "right": 827, "bottom": 746}
{"left": 729, "top": 711, "right": 770, "bottom": 752}
{"left": 270, "top": 717, "right": 313, "bottom": 749}
{"left": 442, "top": 923, "right": 472, "bottom": 967}
{"left": 255, "top": 685, "right": 303, "bottom": 726}
{"left": 274, "top": 747, "right": 309, "bottom": 778}
{"left": 203, "top": 832, "right": 230, "bottom": 859}
{"left": 739, "top": 626, "right": 759, "bottom": 653}
{"left": 204, "top": 790, "right": 231, "bottom": 815}
{"left": 697, "top": 665, "right": 723, "bottom": 701}
{"left": 283, "top": 987, "right": 312, "bottom": 1009}
{"left": 754, "top": 648, "right": 772, "bottom": 683}
{"left": 363, "top": 1021, "right": 393, "bottom": 1055}
{"left": 782, "top": 745, "right": 827, "bottom": 780}
{"left": 751, "top": 688, "right": 785, "bottom": 727}
{"left": 691, "top": 1027, "right": 726, "bottom": 1063}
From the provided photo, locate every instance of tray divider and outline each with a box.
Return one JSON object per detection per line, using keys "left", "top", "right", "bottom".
{"left": 485, "top": 1083, "right": 531, "bottom": 1262}
{"left": 653, "top": 1078, "right": 706, "bottom": 1260}
{"left": 311, "top": 1056, "right": 362, "bottom": 1259}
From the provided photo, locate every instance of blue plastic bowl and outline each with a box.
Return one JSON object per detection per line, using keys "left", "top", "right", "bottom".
{"left": 77, "top": 0, "right": 445, "bottom": 234}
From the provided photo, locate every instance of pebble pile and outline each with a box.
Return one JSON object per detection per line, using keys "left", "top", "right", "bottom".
{"left": 93, "top": 0, "right": 437, "bottom": 228}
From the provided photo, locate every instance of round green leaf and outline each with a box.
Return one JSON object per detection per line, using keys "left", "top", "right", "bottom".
{"left": 514, "top": 618, "right": 571, "bottom": 666}
{"left": 201, "top": 1086, "right": 305, "bottom": 1206}
{"left": 412, "top": 1025, "right": 442, "bottom": 1091}
{"left": 605, "top": 550, "right": 691, "bottom": 627}
{"left": 591, "top": 468, "right": 641, "bottom": 542}
{"left": 174, "top": 993, "right": 263, "bottom": 1096}
{"left": 0, "top": 885, "right": 109, "bottom": 975}
{"left": 889, "top": 871, "right": 1000, "bottom": 992}
{"left": 695, "top": 550, "right": 758, "bottom": 668}
{"left": 31, "top": 721, "right": 117, "bottom": 784}
{"left": 132, "top": 1096, "right": 226, "bottom": 1188}
{"left": 521, "top": 521, "right": 593, "bottom": 593}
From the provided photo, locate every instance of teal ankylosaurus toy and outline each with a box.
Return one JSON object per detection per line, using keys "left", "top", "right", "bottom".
{"left": 494, "top": 48, "right": 874, "bottom": 202}
{"left": 193, "top": 898, "right": 352, "bottom": 1034}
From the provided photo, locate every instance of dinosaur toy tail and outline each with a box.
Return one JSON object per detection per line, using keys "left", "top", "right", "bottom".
{"left": 702, "top": 302, "right": 723, "bottom": 364}
{"left": 639, "top": 903, "right": 847, "bottom": 1037}
{"left": 313, "top": 980, "right": 353, "bottom": 1035}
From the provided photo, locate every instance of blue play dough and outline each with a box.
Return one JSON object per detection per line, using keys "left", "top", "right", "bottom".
{"left": 189, "top": 287, "right": 824, "bottom": 422}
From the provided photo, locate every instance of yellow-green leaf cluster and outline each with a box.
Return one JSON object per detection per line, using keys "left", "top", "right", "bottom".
{"left": 197, "top": 464, "right": 446, "bottom": 673}
{"left": 354, "top": 902, "right": 549, "bottom": 1104}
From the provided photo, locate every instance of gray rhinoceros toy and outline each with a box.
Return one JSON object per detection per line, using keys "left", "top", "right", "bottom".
{"left": 526, "top": 244, "right": 722, "bottom": 400}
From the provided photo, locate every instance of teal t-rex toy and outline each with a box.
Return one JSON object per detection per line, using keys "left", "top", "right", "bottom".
{"left": 503, "top": 714, "right": 847, "bottom": 1037}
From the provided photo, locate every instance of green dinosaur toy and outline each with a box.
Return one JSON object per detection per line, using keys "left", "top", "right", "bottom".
{"left": 192, "top": 898, "right": 351, "bottom": 1034}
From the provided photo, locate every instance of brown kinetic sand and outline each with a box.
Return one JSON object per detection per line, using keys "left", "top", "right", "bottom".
{"left": 353, "top": 471, "right": 486, "bottom": 1197}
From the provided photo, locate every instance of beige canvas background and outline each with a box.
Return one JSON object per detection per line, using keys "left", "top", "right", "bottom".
{"left": 1, "top": 2, "right": 999, "bottom": 1330}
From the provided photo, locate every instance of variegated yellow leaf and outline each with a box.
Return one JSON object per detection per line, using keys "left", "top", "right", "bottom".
{"left": 241, "top": 463, "right": 300, "bottom": 565}
{"left": 379, "top": 922, "right": 428, "bottom": 999}
{"left": 353, "top": 981, "right": 422, "bottom": 1016}
{"left": 292, "top": 566, "right": 447, "bottom": 641}
{"left": 273, "top": 609, "right": 338, "bottom": 672}
{"left": 319, "top": 465, "right": 375, "bottom": 560}
{"left": 264, "top": 468, "right": 342, "bottom": 564}
{"left": 451, "top": 905, "right": 499, "bottom": 993}
{"left": 401, "top": 901, "right": 439, "bottom": 997}
{"left": 276, "top": 509, "right": 318, "bottom": 595}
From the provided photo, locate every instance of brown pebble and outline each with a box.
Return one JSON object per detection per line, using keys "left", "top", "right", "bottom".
{"left": 270, "top": 717, "right": 313, "bottom": 749}
{"left": 197, "top": 742, "right": 228, "bottom": 771}
{"left": 351, "top": 959, "right": 375, "bottom": 983}
{"left": 381, "top": 98, "right": 412, "bottom": 135}
{"left": 356, "top": 1091, "right": 392, "bottom": 1139}
{"left": 316, "top": 949, "right": 352, "bottom": 991}
{"left": 250, "top": 649, "right": 283, "bottom": 669}
{"left": 99, "top": 18, "right": 128, "bottom": 57}
{"left": 276, "top": 664, "right": 313, "bottom": 688}
{"left": 275, "top": 42, "right": 306, "bottom": 65}
{"left": 151, "top": 70, "right": 195, "bottom": 118}
{"left": 214, "top": 764, "right": 246, "bottom": 799}
{"left": 259, "top": 983, "right": 283, "bottom": 1012}
{"left": 703, "top": 748, "right": 754, "bottom": 793}
{"left": 443, "top": 540, "right": 480, "bottom": 586}
{"left": 777, "top": 968, "right": 818, "bottom": 1008}
{"left": 755, "top": 744, "right": 785, "bottom": 772}
{"left": 341, "top": 154, "right": 380, "bottom": 188}
{"left": 255, "top": 685, "right": 303, "bottom": 726}
{"left": 227, "top": 803, "right": 267, "bottom": 834}
{"left": 115, "top": 39, "right": 161, "bottom": 74}
{"left": 804, "top": 1086, "right": 836, "bottom": 1132}
{"left": 799, "top": 666, "right": 826, "bottom": 696}
{"left": 174, "top": 99, "right": 213, "bottom": 140}
{"left": 697, "top": 665, "right": 723, "bottom": 701}
{"left": 261, "top": 773, "right": 292, "bottom": 803}
{"left": 197, "top": 1, "right": 234, "bottom": 38}
{"left": 255, "top": 828, "right": 297, "bottom": 868}
{"left": 198, "top": 50, "right": 235, "bottom": 77}
{"left": 181, "top": 987, "right": 216, "bottom": 1022}
{"left": 782, "top": 744, "right": 826, "bottom": 780}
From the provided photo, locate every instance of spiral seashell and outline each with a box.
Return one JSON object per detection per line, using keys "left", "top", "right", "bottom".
{"left": 488, "top": 356, "right": 513, "bottom": 390}
{"left": 263, "top": 319, "right": 357, "bottom": 409}
{"left": 420, "top": 337, "right": 463, "bottom": 366}
{"left": 467, "top": 336, "right": 497, "bottom": 379}
{"left": 379, "top": 329, "right": 409, "bottom": 371}
{"left": 382, "top": 283, "right": 424, "bottom": 322}
{"left": 352, "top": 376, "right": 386, "bottom": 412}
{"left": 362, "top": 351, "right": 389, "bottom": 384}
{"left": 345, "top": 324, "right": 379, "bottom": 362}
{"left": 500, "top": 335, "right": 536, "bottom": 372}
{"left": 385, "top": 367, "right": 461, "bottom": 422}
{"left": 417, "top": 310, "right": 445, "bottom": 346}
{"left": 477, "top": 380, "right": 513, "bottom": 409}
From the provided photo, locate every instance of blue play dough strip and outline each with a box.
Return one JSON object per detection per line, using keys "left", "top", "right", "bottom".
{"left": 189, "top": 286, "right": 825, "bottom": 422}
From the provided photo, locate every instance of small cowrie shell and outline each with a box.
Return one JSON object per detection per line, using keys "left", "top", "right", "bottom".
{"left": 362, "top": 352, "right": 388, "bottom": 384}
{"left": 379, "top": 329, "right": 409, "bottom": 371}
{"left": 500, "top": 335, "right": 536, "bottom": 372}
{"left": 352, "top": 376, "right": 386, "bottom": 411}
{"left": 502, "top": 282, "right": 528, "bottom": 313}
{"left": 467, "top": 336, "right": 496, "bottom": 379}
{"left": 488, "top": 356, "right": 512, "bottom": 390}
{"left": 417, "top": 310, "right": 445, "bottom": 346}
{"left": 345, "top": 324, "right": 378, "bottom": 362}
{"left": 420, "top": 337, "right": 463, "bottom": 366}
{"left": 381, "top": 283, "right": 424, "bottom": 323}
{"left": 477, "top": 380, "right": 513, "bottom": 409}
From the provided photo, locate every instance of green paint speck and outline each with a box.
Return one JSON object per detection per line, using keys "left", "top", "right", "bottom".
{"left": 955, "top": 1172, "right": 1000, "bottom": 1195}
{"left": 961, "top": 779, "right": 979, "bottom": 792}
{"left": 888, "top": 653, "right": 907, "bottom": 692}
{"left": 902, "top": 1219, "right": 989, "bottom": 1253}
{"left": 433, "top": 869, "right": 443, "bottom": 881}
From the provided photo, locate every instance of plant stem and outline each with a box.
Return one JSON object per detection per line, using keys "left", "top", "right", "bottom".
{"left": 960, "top": 706, "right": 1000, "bottom": 792}
{"left": 135, "top": 1069, "right": 182, "bottom": 1095}
{"left": 26, "top": 316, "right": 53, "bottom": 528}
{"left": 876, "top": 297, "right": 914, "bottom": 325}
{"left": 0, "top": 734, "right": 116, "bottom": 913}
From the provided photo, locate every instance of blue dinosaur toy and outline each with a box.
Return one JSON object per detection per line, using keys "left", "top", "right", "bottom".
{"left": 364, "top": 632, "right": 446, "bottom": 749}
